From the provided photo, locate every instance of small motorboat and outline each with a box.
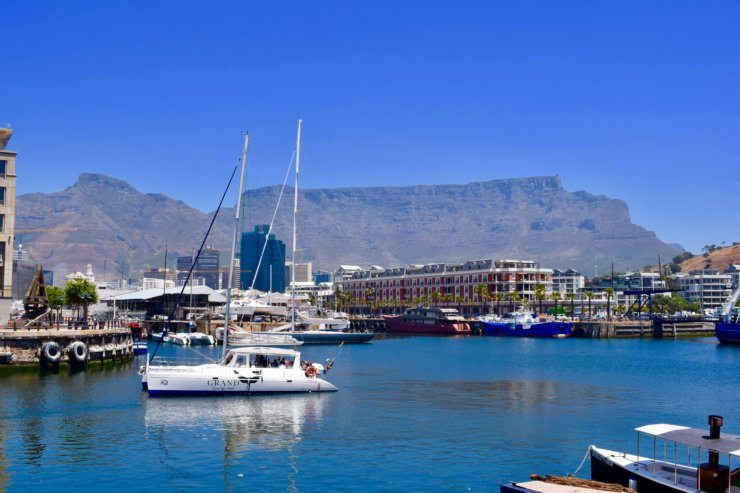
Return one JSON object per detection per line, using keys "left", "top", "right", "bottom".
{"left": 186, "top": 332, "right": 215, "bottom": 346}
{"left": 164, "top": 333, "right": 189, "bottom": 346}
{"left": 590, "top": 415, "right": 740, "bottom": 492}
{"left": 133, "top": 341, "right": 148, "bottom": 355}
{"left": 141, "top": 347, "right": 337, "bottom": 396}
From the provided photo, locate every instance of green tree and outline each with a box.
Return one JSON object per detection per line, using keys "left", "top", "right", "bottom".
{"left": 551, "top": 291, "right": 562, "bottom": 315}
{"left": 585, "top": 291, "right": 594, "bottom": 319}
{"left": 308, "top": 292, "right": 317, "bottom": 306}
{"left": 475, "top": 284, "right": 488, "bottom": 315}
{"left": 534, "top": 283, "right": 546, "bottom": 315}
{"left": 47, "top": 285, "right": 65, "bottom": 324}
{"left": 365, "top": 287, "right": 376, "bottom": 315}
{"left": 64, "top": 279, "right": 98, "bottom": 321}
{"left": 494, "top": 293, "right": 503, "bottom": 315}
{"left": 565, "top": 292, "right": 576, "bottom": 317}
{"left": 505, "top": 291, "right": 521, "bottom": 314}
{"left": 604, "top": 288, "right": 614, "bottom": 319}
{"left": 430, "top": 290, "right": 440, "bottom": 307}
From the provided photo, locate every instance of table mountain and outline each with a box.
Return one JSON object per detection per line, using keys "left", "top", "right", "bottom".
{"left": 16, "top": 173, "right": 682, "bottom": 281}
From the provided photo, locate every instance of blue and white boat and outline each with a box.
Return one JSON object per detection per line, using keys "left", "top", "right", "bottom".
{"left": 715, "top": 283, "right": 740, "bottom": 344}
{"left": 480, "top": 311, "right": 572, "bottom": 338}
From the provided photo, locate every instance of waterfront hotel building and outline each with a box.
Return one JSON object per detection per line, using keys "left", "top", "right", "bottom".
{"left": 337, "top": 259, "right": 553, "bottom": 314}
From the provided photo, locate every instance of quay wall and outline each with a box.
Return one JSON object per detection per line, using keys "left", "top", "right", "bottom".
{"left": 0, "top": 327, "right": 133, "bottom": 366}
{"left": 572, "top": 320, "right": 714, "bottom": 338}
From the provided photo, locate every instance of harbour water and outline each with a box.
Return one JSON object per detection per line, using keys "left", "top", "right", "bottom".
{"left": 1, "top": 336, "right": 738, "bottom": 492}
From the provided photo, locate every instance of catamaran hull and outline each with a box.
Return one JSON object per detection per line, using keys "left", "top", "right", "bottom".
{"left": 715, "top": 322, "right": 740, "bottom": 344}
{"left": 480, "top": 321, "right": 572, "bottom": 338}
{"left": 144, "top": 369, "right": 337, "bottom": 396}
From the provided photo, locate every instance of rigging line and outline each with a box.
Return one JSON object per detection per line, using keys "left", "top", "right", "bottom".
{"left": 250, "top": 150, "right": 296, "bottom": 290}
{"left": 150, "top": 161, "right": 240, "bottom": 361}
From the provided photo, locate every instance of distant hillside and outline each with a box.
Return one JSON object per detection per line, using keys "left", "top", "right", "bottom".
{"left": 679, "top": 244, "right": 740, "bottom": 272}
{"left": 17, "top": 173, "right": 683, "bottom": 279}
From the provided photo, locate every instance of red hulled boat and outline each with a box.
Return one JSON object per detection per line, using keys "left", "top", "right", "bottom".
{"left": 386, "top": 307, "right": 471, "bottom": 335}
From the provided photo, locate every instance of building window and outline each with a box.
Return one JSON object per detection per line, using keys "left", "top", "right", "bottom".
{"left": 0, "top": 161, "right": 5, "bottom": 178}
{"left": 0, "top": 214, "right": 3, "bottom": 232}
{"left": 0, "top": 187, "right": 4, "bottom": 205}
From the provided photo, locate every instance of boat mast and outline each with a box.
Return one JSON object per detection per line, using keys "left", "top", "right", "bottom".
{"left": 221, "top": 132, "right": 249, "bottom": 360}
{"left": 291, "top": 119, "right": 302, "bottom": 331}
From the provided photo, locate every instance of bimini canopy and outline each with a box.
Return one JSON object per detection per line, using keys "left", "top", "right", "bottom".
{"left": 635, "top": 424, "right": 740, "bottom": 457}
{"left": 228, "top": 347, "right": 300, "bottom": 357}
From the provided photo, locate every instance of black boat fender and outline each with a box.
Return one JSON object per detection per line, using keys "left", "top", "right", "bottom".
{"left": 40, "top": 341, "right": 62, "bottom": 367}
{"left": 68, "top": 341, "right": 89, "bottom": 368}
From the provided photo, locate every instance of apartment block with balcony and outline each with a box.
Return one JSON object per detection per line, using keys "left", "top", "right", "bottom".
{"left": 338, "top": 259, "right": 553, "bottom": 314}
{"left": 673, "top": 270, "right": 732, "bottom": 310}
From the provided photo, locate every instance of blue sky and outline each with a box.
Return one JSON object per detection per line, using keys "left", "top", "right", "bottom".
{"left": 2, "top": 0, "right": 738, "bottom": 254}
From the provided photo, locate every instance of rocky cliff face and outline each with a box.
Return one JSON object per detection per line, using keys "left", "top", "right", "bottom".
{"left": 16, "top": 173, "right": 682, "bottom": 279}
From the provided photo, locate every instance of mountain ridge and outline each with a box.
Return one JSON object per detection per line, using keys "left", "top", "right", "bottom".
{"left": 16, "top": 172, "right": 682, "bottom": 280}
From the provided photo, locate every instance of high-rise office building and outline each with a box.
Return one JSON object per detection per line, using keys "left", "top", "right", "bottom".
{"left": 240, "top": 225, "right": 286, "bottom": 292}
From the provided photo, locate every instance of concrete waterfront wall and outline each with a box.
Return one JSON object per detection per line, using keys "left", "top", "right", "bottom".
{"left": 573, "top": 320, "right": 715, "bottom": 338}
{"left": 0, "top": 327, "right": 133, "bottom": 366}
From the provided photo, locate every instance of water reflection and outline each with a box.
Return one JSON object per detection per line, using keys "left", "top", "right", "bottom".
{"left": 144, "top": 395, "right": 327, "bottom": 453}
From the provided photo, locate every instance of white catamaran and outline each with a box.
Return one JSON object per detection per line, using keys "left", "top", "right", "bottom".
{"left": 141, "top": 124, "right": 338, "bottom": 396}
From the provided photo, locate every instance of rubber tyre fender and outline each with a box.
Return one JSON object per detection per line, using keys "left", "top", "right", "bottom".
{"left": 41, "top": 341, "right": 62, "bottom": 365}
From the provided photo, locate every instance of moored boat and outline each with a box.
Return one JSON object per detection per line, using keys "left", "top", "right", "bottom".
{"left": 590, "top": 415, "right": 740, "bottom": 493}
{"left": 142, "top": 347, "right": 337, "bottom": 396}
{"left": 480, "top": 311, "right": 572, "bottom": 338}
{"left": 715, "top": 283, "right": 740, "bottom": 344}
{"left": 386, "top": 307, "right": 471, "bottom": 335}
{"left": 715, "top": 322, "right": 740, "bottom": 344}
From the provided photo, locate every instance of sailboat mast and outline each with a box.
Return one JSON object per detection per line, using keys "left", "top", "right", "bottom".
{"left": 291, "top": 119, "right": 302, "bottom": 330}
{"left": 221, "top": 132, "right": 249, "bottom": 360}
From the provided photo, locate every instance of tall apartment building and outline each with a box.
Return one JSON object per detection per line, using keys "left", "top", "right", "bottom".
{"left": 552, "top": 269, "right": 585, "bottom": 295}
{"left": 0, "top": 127, "right": 17, "bottom": 301}
{"left": 338, "top": 259, "right": 553, "bottom": 314}
{"left": 674, "top": 270, "right": 732, "bottom": 310}
{"left": 240, "top": 225, "right": 286, "bottom": 292}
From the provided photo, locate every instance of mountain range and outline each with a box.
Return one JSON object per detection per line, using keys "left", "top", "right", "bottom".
{"left": 16, "top": 173, "right": 682, "bottom": 280}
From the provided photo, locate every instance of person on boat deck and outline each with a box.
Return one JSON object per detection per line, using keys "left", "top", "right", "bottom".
{"left": 271, "top": 358, "right": 279, "bottom": 368}
{"left": 234, "top": 355, "right": 247, "bottom": 368}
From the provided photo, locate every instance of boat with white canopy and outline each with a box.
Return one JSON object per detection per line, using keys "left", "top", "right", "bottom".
{"left": 590, "top": 415, "right": 740, "bottom": 492}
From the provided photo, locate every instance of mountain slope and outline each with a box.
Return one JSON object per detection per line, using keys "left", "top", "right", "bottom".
{"left": 17, "top": 173, "right": 682, "bottom": 279}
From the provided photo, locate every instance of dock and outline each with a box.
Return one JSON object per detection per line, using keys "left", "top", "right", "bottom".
{"left": 0, "top": 325, "right": 134, "bottom": 366}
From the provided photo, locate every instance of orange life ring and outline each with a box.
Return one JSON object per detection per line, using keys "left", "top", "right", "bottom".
{"left": 305, "top": 365, "right": 317, "bottom": 378}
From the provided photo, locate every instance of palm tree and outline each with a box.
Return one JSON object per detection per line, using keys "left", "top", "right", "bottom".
{"left": 585, "top": 291, "right": 594, "bottom": 319}
{"left": 604, "top": 288, "right": 614, "bottom": 320}
{"left": 494, "top": 293, "right": 503, "bottom": 315}
{"left": 442, "top": 293, "right": 454, "bottom": 307}
{"left": 565, "top": 292, "right": 576, "bottom": 317}
{"left": 430, "top": 290, "right": 440, "bottom": 307}
{"left": 366, "top": 287, "right": 376, "bottom": 316}
{"left": 475, "top": 284, "right": 488, "bottom": 315}
{"left": 551, "top": 291, "right": 562, "bottom": 315}
{"left": 505, "top": 291, "right": 520, "bottom": 314}
{"left": 534, "top": 283, "right": 546, "bottom": 315}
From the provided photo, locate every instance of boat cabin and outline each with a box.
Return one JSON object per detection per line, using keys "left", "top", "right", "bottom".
{"left": 634, "top": 417, "right": 740, "bottom": 492}
{"left": 222, "top": 347, "right": 300, "bottom": 370}
{"left": 402, "top": 307, "right": 465, "bottom": 321}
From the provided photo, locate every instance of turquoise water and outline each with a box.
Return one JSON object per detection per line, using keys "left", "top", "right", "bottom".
{"left": 0, "top": 336, "right": 738, "bottom": 492}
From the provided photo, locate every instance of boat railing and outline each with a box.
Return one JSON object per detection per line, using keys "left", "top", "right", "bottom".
{"left": 149, "top": 357, "right": 217, "bottom": 368}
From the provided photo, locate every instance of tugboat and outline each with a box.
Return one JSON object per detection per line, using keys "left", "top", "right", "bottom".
{"left": 590, "top": 415, "right": 740, "bottom": 492}
{"left": 480, "top": 310, "right": 572, "bottom": 338}
{"left": 386, "top": 307, "right": 471, "bottom": 335}
{"left": 716, "top": 283, "right": 740, "bottom": 344}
